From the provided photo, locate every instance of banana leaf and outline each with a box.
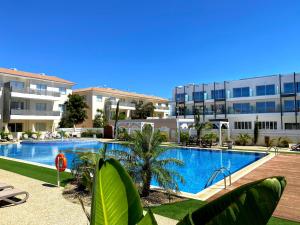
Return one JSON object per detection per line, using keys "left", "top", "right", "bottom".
{"left": 177, "top": 176, "right": 286, "bottom": 225}
{"left": 90, "top": 158, "right": 144, "bottom": 225}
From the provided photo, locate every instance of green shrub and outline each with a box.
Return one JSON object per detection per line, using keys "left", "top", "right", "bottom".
{"left": 81, "top": 130, "right": 103, "bottom": 138}
{"left": 180, "top": 131, "right": 189, "bottom": 145}
{"left": 116, "top": 128, "right": 131, "bottom": 141}
{"left": 159, "top": 131, "right": 169, "bottom": 142}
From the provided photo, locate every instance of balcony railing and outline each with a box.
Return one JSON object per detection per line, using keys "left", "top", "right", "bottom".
{"left": 11, "top": 109, "right": 61, "bottom": 116}
{"left": 11, "top": 87, "right": 61, "bottom": 97}
{"left": 155, "top": 105, "right": 169, "bottom": 110}
{"left": 110, "top": 100, "right": 135, "bottom": 108}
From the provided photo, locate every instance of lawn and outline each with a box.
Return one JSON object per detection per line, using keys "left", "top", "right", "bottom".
{"left": 150, "top": 199, "right": 300, "bottom": 225}
{"left": 0, "top": 158, "right": 73, "bottom": 186}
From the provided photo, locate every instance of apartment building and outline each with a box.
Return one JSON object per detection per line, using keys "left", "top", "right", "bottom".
{"left": 171, "top": 72, "right": 300, "bottom": 143}
{"left": 0, "top": 68, "right": 74, "bottom": 135}
{"left": 73, "top": 87, "right": 170, "bottom": 128}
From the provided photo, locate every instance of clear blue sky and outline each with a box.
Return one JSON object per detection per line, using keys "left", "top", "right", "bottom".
{"left": 1, "top": 0, "right": 300, "bottom": 99}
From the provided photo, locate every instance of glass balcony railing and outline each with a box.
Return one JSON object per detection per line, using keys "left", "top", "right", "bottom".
{"left": 10, "top": 109, "right": 61, "bottom": 116}
{"left": 110, "top": 100, "right": 135, "bottom": 108}
{"left": 11, "top": 87, "right": 61, "bottom": 97}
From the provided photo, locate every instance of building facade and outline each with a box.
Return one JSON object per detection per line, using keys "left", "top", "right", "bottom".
{"left": 0, "top": 68, "right": 74, "bottom": 135}
{"left": 73, "top": 87, "right": 170, "bottom": 128}
{"left": 171, "top": 72, "right": 300, "bottom": 144}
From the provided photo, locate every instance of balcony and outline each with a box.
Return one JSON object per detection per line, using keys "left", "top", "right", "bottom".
{"left": 10, "top": 109, "right": 61, "bottom": 120}
{"left": 10, "top": 87, "right": 61, "bottom": 100}
{"left": 110, "top": 100, "right": 136, "bottom": 109}
{"left": 155, "top": 105, "right": 169, "bottom": 110}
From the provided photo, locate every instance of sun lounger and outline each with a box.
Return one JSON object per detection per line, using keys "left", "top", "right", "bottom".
{"left": 0, "top": 182, "right": 14, "bottom": 191}
{"left": 0, "top": 188, "right": 29, "bottom": 205}
{"left": 291, "top": 143, "right": 300, "bottom": 151}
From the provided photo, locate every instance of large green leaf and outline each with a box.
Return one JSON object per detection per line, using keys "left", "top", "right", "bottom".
{"left": 137, "top": 211, "right": 158, "bottom": 225}
{"left": 90, "top": 158, "right": 143, "bottom": 225}
{"left": 177, "top": 176, "right": 286, "bottom": 225}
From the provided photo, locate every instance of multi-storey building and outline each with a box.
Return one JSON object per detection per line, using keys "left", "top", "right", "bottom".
{"left": 73, "top": 87, "right": 170, "bottom": 128}
{"left": 171, "top": 72, "right": 300, "bottom": 144}
{"left": 0, "top": 68, "right": 74, "bottom": 135}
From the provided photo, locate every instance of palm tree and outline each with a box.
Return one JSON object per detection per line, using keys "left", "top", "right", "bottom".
{"left": 113, "top": 124, "right": 184, "bottom": 197}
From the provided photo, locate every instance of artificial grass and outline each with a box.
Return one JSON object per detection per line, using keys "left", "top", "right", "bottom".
{"left": 0, "top": 158, "right": 73, "bottom": 186}
{"left": 150, "top": 199, "right": 300, "bottom": 225}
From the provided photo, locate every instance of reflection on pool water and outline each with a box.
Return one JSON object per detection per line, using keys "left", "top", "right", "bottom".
{"left": 0, "top": 141, "right": 266, "bottom": 194}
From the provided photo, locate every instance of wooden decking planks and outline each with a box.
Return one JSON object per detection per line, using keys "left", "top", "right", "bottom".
{"left": 208, "top": 154, "right": 300, "bottom": 222}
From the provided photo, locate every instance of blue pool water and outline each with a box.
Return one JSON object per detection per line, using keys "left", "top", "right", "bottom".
{"left": 0, "top": 141, "right": 265, "bottom": 194}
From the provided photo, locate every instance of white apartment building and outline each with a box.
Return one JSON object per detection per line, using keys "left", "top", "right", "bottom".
{"left": 0, "top": 68, "right": 74, "bottom": 136}
{"left": 73, "top": 87, "right": 170, "bottom": 128}
{"left": 171, "top": 72, "right": 300, "bottom": 144}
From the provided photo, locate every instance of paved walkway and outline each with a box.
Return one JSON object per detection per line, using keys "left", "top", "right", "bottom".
{"left": 208, "top": 154, "right": 300, "bottom": 222}
{"left": 0, "top": 169, "right": 176, "bottom": 225}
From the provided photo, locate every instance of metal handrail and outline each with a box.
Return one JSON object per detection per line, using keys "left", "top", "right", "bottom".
{"left": 205, "top": 167, "right": 232, "bottom": 189}
{"left": 267, "top": 146, "right": 279, "bottom": 155}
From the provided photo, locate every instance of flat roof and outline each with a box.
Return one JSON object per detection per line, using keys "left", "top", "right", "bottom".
{"left": 0, "top": 68, "right": 75, "bottom": 85}
{"left": 73, "top": 87, "right": 168, "bottom": 102}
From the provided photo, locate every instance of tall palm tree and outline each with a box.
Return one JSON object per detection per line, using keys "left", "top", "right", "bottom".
{"left": 113, "top": 124, "right": 184, "bottom": 197}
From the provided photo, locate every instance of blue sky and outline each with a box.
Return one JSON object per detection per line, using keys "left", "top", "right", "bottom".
{"left": 1, "top": 0, "right": 300, "bottom": 99}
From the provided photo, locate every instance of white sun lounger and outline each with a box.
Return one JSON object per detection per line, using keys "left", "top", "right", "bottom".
{"left": 0, "top": 188, "right": 29, "bottom": 205}
{"left": 0, "top": 182, "right": 14, "bottom": 191}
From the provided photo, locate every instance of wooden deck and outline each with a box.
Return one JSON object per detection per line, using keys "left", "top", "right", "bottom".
{"left": 208, "top": 154, "right": 300, "bottom": 222}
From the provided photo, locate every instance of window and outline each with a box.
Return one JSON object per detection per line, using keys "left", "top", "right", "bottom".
{"left": 258, "top": 121, "right": 277, "bottom": 130}
{"left": 283, "top": 83, "right": 294, "bottom": 94}
{"left": 58, "top": 104, "right": 65, "bottom": 113}
{"left": 211, "top": 104, "right": 225, "bottom": 114}
{"left": 8, "top": 123, "right": 23, "bottom": 132}
{"left": 211, "top": 89, "right": 225, "bottom": 100}
{"left": 96, "top": 95, "right": 102, "bottom": 102}
{"left": 11, "top": 101, "right": 25, "bottom": 110}
{"left": 256, "top": 101, "right": 275, "bottom": 113}
{"left": 256, "top": 84, "right": 275, "bottom": 96}
{"left": 36, "top": 103, "right": 47, "bottom": 111}
{"left": 234, "top": 121, "right": 252, "bottom": 130}
{"left": 233, "top": 103, "right": 251, "bottom": 113}
{"left": 193, "top": 91, "right": 205, "bottom": 101}
{"left": 176, "top": 93, "right": 185, "bottom": 102}
{"left": 36, "top": 84, "right": 47, "bottom": 91}
{"left": 233, "top": 87, "right": 250, "bottom": 97}
{"left": 59, "top": 87, "right": 66, "bottom": 94}
{"left": 284, "top": 100, "right": 294, "bottom": 112}
{"left": 35, "top": 123, "right": 46, "bottom": 131}
{"left": 285, "top": 123, "right": 300, "bottom": 130}
{"left": 10, "top": 81, "right": 25, "bottom": 90}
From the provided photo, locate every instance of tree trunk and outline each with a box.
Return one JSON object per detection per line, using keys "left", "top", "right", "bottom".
{"left": 141, "top": 162, "right": 152, "bottom": 197}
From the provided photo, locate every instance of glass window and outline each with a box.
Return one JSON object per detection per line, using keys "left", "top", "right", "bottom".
{"left": 176, "top": 93, "right": 185, "bottom": 102}
{"left": 211, "top": 89, "right": 225, "bottom": 100}
{"left": 256, "top": 85, "right": 275, "bottom": 96}
{"left": 8, "top": 123, "right": 23, "bottom": 132}
{"left": 233, "top": 103, "right": 251, "bottom": 113}
{"left": 266, "top": 85, "right": 275, "bottom": 95}
{"left": 36, "top": 103, "right": 47, "bottom": 111}
{"left": 256, "top": 101, "right": 275, "bottom": 113}
{"left": 36, "top": 123, "right": 46, "bottom": 131}
{"left": 96, "top": 95, "right": 102, "bottom": 102}
{"left": 284, "top": 100, "right": 294, "bottom": 112}
{"left": 59, "top": 87, "right": 66, "bottom": 94}
{"left": 36, "top": 84, "right": 47, "bottom": 91}
{"left": 284, "top": 83, "right": 294, "bottom": 94}
{"left": 193, "top": 91, "right": 205, "bottom": 101}
{"left": 233, "top": 87, "right": 250, "bottom": 97}
{"left": 10, "top": 81, "right": 25, "bottom": 90}
{"left": 11, "top": 101, "right": 25, "bottom": 110}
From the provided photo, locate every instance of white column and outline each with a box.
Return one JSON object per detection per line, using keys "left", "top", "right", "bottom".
{"left": 126, "top": 110, "right": 131, "bottom": 118}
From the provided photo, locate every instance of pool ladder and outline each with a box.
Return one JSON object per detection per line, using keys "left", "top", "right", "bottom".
{"left": 267, "top": 146, "right": 279, "bottom": 155}
{"left": 205, "top": 167, "right": 232, "bottom": 189}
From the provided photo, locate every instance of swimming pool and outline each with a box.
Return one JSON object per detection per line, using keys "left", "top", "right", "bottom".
{"left": 0, "top": 141, "right": 266, "bottom": 194}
